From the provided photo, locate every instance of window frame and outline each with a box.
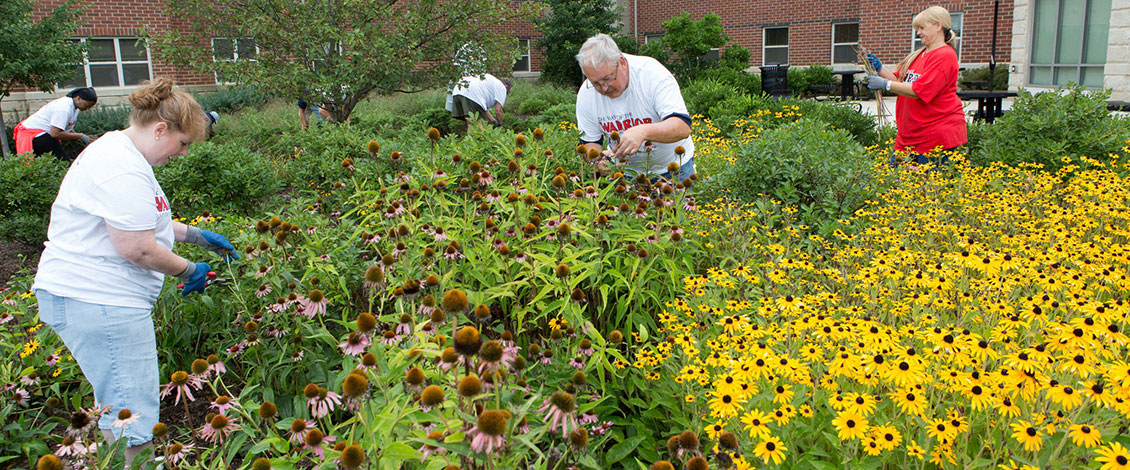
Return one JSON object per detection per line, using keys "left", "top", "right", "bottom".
{"left": 1027, "top": 0, "right": 1109, "bottom": 88}
{"left": 831, "top": 22, "right": 860, "bottom": 64}
{"left": 911, "top": 12, "right": 962, "bottom": 61}
{"left": 59, "top": 37, "right": 153, "bottom": 89}
{"left": 212, "top": 37, "right": 259, "bottom": 84}
{"left": 512, "top": 38, "right": 531, "bottom": 73}
{"left": 763, "top": 26, "right": 790, "bottom": 65}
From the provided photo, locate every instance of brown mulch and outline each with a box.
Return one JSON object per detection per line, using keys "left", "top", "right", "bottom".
{"left": 0, "top": 240, "right": 38, "bottom": 290}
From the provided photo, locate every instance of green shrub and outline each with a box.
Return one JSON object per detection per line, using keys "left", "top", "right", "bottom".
{"left": 787, "top": 64, "right": 835, "bottom": 97}
{"left": 194, "top": 85, "right": 268, "bottom": 113}
{"left": 521, "top": 102, "right": 577, "bottom": 130}
{"left": 74, "top": 105, "right": 130, "bottom": 136}
{"left": 702, "top": 119, "right": 879, "bottom": 234}
{"left": 0, "top": 154, "right": 68, "bottom": 242}
{"left": 959, "top": 66, "right": 1009, "bottom": 91}
{"left": 793, "top": 99, "right": 880, "bottom": 147}
{"left": 975, "top": 84, "right": 1130, "bottom": 170}
{"left": 682, "top": 79, "right": 743, "bottom": 117}
{"left": 155, "top": 141, "right": 281, "bottom": 217}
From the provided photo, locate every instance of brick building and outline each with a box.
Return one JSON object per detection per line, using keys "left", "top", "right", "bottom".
{"left": 6, "top": 0, "right": 1129, "bottom": 116}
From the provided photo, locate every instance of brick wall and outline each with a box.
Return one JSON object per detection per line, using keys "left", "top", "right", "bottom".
{"left": 625, "top": 0, "right": 1013, "bottom": 68}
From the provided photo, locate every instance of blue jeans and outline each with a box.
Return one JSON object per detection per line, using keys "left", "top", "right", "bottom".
{"left": 36, "top": 290, "right": 159, "bottom": 447}
{"left": 889, "top": 147, "right": 956, "bottom": 167}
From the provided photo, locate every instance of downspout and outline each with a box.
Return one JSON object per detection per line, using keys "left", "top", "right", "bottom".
{"left": 634, "top": 0, "right": 638, "bottom": 39}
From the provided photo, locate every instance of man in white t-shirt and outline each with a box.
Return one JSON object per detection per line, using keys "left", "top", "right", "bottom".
{"left": 449, "top": 74, "right": 511, "bottom": 128}
{"left": 574, "top": 34, "right": 695, "bottom": 181}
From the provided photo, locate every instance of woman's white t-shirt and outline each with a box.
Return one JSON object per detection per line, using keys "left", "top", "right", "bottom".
{"left": 576, "top": 53, "right": 694, "bottom": 175}
{"left": 34, "top": 131, "right": 175, "bottom": 309}
{"left": 22, "top": 97, "right": 80, "bottom": 137}
{"left": 452, "top": 74, "right": 508, "bottom": 111}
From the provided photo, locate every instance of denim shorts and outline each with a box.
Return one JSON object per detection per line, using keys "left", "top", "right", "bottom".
{"left": 36, "top": 290, "right": 158, "bottom": 447}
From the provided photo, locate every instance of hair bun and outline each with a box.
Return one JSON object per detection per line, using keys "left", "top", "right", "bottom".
{"left": 128, "top": 77, "right": 176, "bottom": 111}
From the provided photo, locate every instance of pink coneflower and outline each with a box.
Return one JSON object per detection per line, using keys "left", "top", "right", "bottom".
{"left": 419, "top": 431, "right": 447, "bottom": 462}
{"left": 579, "top": 411, "right": 599, "bottom": 425}
{"left": 443, "top": 245, "right": 463, "bottom": 261}
{"left": 288, "top": 419, "right": 310, "bottom": 444}
{"left": 255, "top": 265, "right": 273, "bottom": 277}
{"left": 538, "top": 391, "right": 579, "bottom": 435}
{"left": 211, "top": 396, "right": 236, "bottom": 414}
{"left": 339, "top": 331, "right": 370, "bottom": 356}
{"left": 379, "top": 329, "right": 401, "bottom": 346}
{"left": 198, "top": 414, "right": 239, "bottom": 444}
{"left": 301, "top": 290, "right": 327, "bottom": 318}
{"left": 306, "top": 226, "right": 318, "bottom": 234}
{"left": 514, "top": 252, "right": 528, "bottom": 263}
{"left": 569, "top": 356, "right": 585, "bottom": 370}
{"left": 302, "top": 428, "right": 336, "bottom": 459}
{"left": 111, "top": 409, "right": 140, "bottom": 429}
{"left": 54, "top": 436, "right": 88, "bottom": 457}
{"left": 45, "top": 354, "right": 59, "bottom": 366}
{"left": 255, "top": 284, "right": 272, "bottom": 298}
{"left": 160, "top": 371, "right": 202, "bottom": 405}
{"left": 433, "top": 169, "right": 448, "bottom": 178}
{"left": 683, "top": 197, "right": 697, "bottom": 211}
{"left": 578, "top": 339, "right": 595, "bottom": 356}
{"left": 320, "top": 254, "right": 331, "bottom": 261}
{"left": 478, "top": 171, "right": 493, "bottom": 186}
{"left": 207, "top": 354, "right": 227, "bottom": 376}
{"left": 12, "top": 388, "right": 29, "bottom": 406}
{"left": 0, "top": 312, "right": 14, "bottom": 324}
{"left": 306, "top": 386, "right": 342, "bottom": 419}
{"left": 468, "top": 410, "right": 508, "bottom": 455}
{"left": 227, "top": 343, "right": 247, "bottom": 357}
{"left": 591, "top": 421, "right": 613, "bottom": 435}
{"left": 164, "top": 442, "right": 194, "bottom": 465}
{"left": 20, "top": 372, "right": 39, "bottom": 386}
{"left": 433, "top": 227, "right": 447, "bottom": 241}
{"left": 331, "top": 210, "right": 342, "bottom": 217}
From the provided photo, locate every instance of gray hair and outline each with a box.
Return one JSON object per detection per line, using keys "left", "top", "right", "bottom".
{"left": 575, "top": 33, "right": 622, "bottom": 70}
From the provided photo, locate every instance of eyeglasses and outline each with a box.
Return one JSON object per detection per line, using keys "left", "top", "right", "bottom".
{"left": 590, "top": 58, "right": 622, "bottom": 89}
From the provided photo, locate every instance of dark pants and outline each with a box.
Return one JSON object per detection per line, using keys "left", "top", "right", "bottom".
{"left": 890, "top": 147, "right": 959, "bottom": 167}
{"left": 32, "top": 133, "right": 70, "bottom": 160}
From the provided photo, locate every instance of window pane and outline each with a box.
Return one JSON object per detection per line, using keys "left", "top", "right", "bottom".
{"left": 1030, "top": 66, "right": 1052, "bottom": 85}
{"left": 88, "top": 39, "right": 117, "bottom": 62}
{"left": 765, "top": 47, "right": 788, "bottom": 65}
{"left": 833, "top": 23, "right": 859, "bottom": 43}
{"left": 1032, "top": 0, "right": 1057, "bottom": 63}
{"left": 1056, "top": 0, "right": 1084, "bottom": 63}
{"left": 950, "top": 39, "right": 961, "bottom": 62}
{"left": 89, "top": 64, "right": 120, "bottom": 87}
{"left": 122, "top": 63, "right": 150, "bottom": 85}
{"left": 1053, "top": 66, "right": 1077, "bottom": 86}
{"left": 765, "top": 28, "right": 788, "bottom": 46}
{"left": 119, "top": 38, "right": 148, "bottom": 61}
{"left": 913, "top": 37, "right": 923, "bottom": 51}
{"left": 833, "top": 45, "right": 857, "bottom": 64}
{"left": 950, "top": 13, "right": 963, "bottom": 35}
{"left": 213, "top": 38, "right": 234, "bottom": 60}
{"left": 645, "top": 34, "right": 664, "bottom": 44}
{"left": 513, "top": 56, "right": 529, "bottom": 72}
{"left": 59, "top": 66, "right": 87, "bottom": 89}
{"left": 1081, "top": 66, "right": 1105, "bottom": 87}
{"left": 1083, "top": 0, "right": 1111, "bottom": 63}
{"left": 237, "top": 38, "right": 257, "bottom": 59}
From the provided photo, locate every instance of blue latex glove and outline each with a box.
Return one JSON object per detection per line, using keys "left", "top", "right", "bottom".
{"left": 179, "top": 261, "right": 212, "bottom": 295}
{"left": 185, "top": 226, "right": 239, "bottom": 261}
{"left": 866, "top": 53, "right": 883, "bottom": 72}
{"left": 865, "top": 75, "right": 890, "bottom": 91}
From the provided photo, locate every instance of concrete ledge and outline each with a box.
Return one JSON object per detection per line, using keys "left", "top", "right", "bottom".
{"left": 3, "top": 84, "right": 225, "bottom": 122}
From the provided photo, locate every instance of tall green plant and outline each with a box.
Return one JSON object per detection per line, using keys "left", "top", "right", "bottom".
{"left": 533, "top": 0, "right": 621, "bottom": 87}
{"left": 0, "top": 0, "right": 85, "bottom": 157}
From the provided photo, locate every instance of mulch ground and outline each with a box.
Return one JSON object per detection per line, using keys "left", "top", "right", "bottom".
{"left": 0, "top": 240, "right": 38, "bottom": 290}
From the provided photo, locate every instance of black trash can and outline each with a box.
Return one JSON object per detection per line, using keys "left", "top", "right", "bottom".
{"left": 760, "top": 64, "right": 790, "bottom": 98}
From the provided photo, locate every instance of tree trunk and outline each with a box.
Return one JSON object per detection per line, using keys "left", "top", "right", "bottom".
{"left": 0, "top": 98, "right": 10, "bottom": 158}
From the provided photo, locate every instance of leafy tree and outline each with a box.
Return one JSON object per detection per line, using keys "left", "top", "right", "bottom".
{"left": 147, "top": 0, "right": 535, "bottom": 123}
{"left": 0, "top": 0, "right": 85, "bottom": 157}
{"left": 534, "top": 0, "right": 621, "bottom": 87}
{"left": 659, "top": 12, "right": 734, "bottom": 82}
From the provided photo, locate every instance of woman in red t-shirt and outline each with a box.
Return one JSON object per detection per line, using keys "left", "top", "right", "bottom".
{"left": 865, "top": 6, "right": 967, "bottom": 165}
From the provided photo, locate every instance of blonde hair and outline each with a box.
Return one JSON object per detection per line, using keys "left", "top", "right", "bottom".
{"left": 128, "top": 77, "right": 207, "bottom": 141}
{"left": 895, "top": 6, "right": 957, "bottom": 77}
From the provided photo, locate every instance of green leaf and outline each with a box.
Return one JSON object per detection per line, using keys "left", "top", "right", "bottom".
{"left": 605, "top": 435, "right": 647, "bottom": 464}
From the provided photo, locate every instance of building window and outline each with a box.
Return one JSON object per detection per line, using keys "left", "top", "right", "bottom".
{"left": 644, "top": 34, "right": 664, "bottom": 44}
{"left": 212, "top": 38, "right": 258, "bottom": 83}
{"left": 513, "top": 38, "right": 530, "bottom": 72}
{"left": 912, "top": 12, "right": 962, "bottom": 61}
{"left": 763, "top": 27, "right": 789, "bottom": 65}
{"left": 832, "top": 23, "right": 859, "bottom": 64}
{"left": 1029, "top": 0, "right": 1111, "bottom": 87}
{"left": 59, "top": 38, "right": 152, "bottom": 89}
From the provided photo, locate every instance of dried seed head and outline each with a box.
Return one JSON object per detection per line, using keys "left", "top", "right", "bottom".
{"left": 515, "top": 135, "right": 527, "bottom": 147}
{"left": 421, "top": 385, "right": 445, "bottom": 407}
{"left": 442, "top": 289, "right": 469, "bottom": 313}
{"left": 405, "top": 367, "right": 425, "bottom": 385}
{"left": 251, "top": 458, "right": 271, "bottom": 470}
{"left": 675, "top": 146, "right": 686, "bottom": 155}
{"left": 679, "top": 430, "right": 699, "bottom": 449}
{"left": 425, "top": 275, "right": 440, "bottom": 288}
{"left": 651, "top": 461, "right": 675, "bottom": 470}
{"left": 667, "top": 162, "right": 679, "bottom": 173}
{"left": 306, "top": 428, "right": 324, "bottom": 446}
{"left": 719, "top": 431, "right": 739, "bottom": 450}
{"left": 533, "top": 128, "right": 544, "bottom": 140}
{"left": 571, "top": 288, "right": 586, "bottom": 302}
{"left": 569, "top": 427, "right": 589, "bottom": 449}
{"left": 477, "top": 409, "right": 508, "bottom": 436}
{"left": 458, "top": 375, "right": 483, "bottom": 397}
{"left": 356, "top": 312, "right": 377, "bottom": 332}
{"left": 191, "top": 358, "right": 209, "bottom": 375}
{"left": 571, "top": 370, "right": 587, "bottom": 387}
{"left": 479, "top": 340, "right": 504, "bottom": 362}
{"left": 686, "top": 456, "right": 708, "bottom": 470}
{"left": 364, "top": 265, "right": 384, "bottom": 285}
{"left": 290, "top": 419, "right": 307, "bottom": 433}
{"left": 343, "top": 373, "right": 369, "bottom": 398}
{"left": 362, "top": 353, "right": 378, "bottom": 367}
{"left": 549, "top": 391, "right": 575, "bottom": 412}
{"left": 307, "top": 289, "right": 324, "bottom": 303}
{"left": 430, "top": 309, "right": 446, "bottom": 323}
{"left": 304, "top": 383, "right": 320, "bottom": 398}
{"left": 428, "top": 127, "right": 441, "bottom": 141}
{"left": 341, "top": 445, "right": 365, "bottom": 469}
{"left": 36, "top": 456, "right": 64, "bottom": 470}
{"left": 259, "top": 401, "right": 277, "bottom": 419}
{"left": 210, "top": 414, "right": 229, "bottom": 430}
{"left": 454, "top": 326, "right": 482, "bottom": 356}
{"left": 555, "top": 263, "right": 570, "bottom": 278}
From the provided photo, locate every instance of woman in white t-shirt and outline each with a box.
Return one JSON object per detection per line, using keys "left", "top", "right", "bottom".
{"left": 13, "top": 87, "right": 98, "bottom": 160}
{"left": 33, "top": 78, "right": 238, "bottom": 465}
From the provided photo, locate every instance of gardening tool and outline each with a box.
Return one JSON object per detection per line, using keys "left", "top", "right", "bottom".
{"left": 854, "top": 45, "right": 890, "bottom": 129}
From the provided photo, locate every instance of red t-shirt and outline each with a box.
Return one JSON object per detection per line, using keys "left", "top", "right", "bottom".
{"left": 894, "top": 46, "right": 967, "bottom": 153}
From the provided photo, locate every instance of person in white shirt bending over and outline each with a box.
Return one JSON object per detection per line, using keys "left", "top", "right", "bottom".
{"left": 449, "top": 73, "right": 510, "bottom": 129}
{"left": 574, "top": 33, "right": 695, "bottom": 182}
{"left": 13, "top": 87, "right": 98, "bottom": 160}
